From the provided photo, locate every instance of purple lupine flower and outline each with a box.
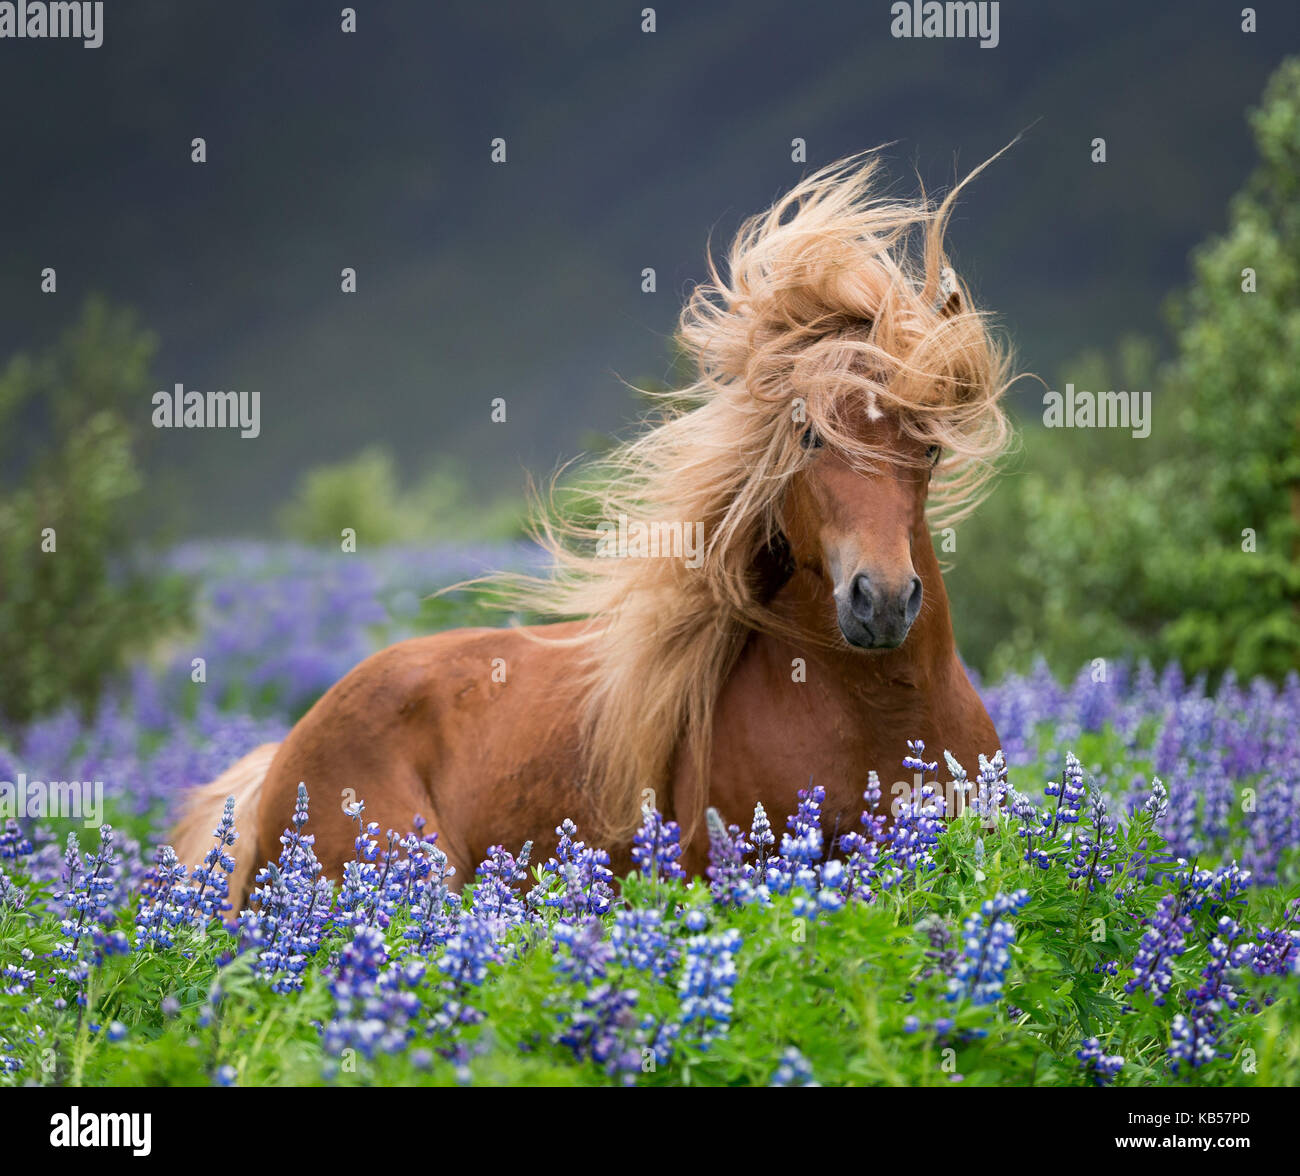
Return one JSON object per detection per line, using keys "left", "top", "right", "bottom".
{"left": 531, "top": 819, "right": 613, "bottom": 918}
{"left": 0, "top": 819, "right": 33, "bottom": 862}
{"left": 0, "top": 869, "right": 27, "bottom": 912}
{"left": 470, "top": 843, "right": 531, "bottom": 925}
{"left": 787, "top": 783, "right": 826, "bottom": 838}
{"left": 1011, "top": 790, "right": 1051, "bottom": 870}
{"left": 631, "top": 807, "right": 685, "bottom": 883}
{"left": 705, "top": 808, "right": 754, "bottom": 908}
{"left": 971, "top": 751, "right": 1009, "bottom": 824}
{"left": 1252, "top": 899, "right": 1300, "bottom": 977}
{"left": 236, "top": 784, "right": 333, "bottom": 992}
{"left": 551, "top": 969, "right": 644, "bottom": 1084}
{"left": 1046, "top": 752, "right": 1087, "bottom": 833}
{"left": 553, "top": 916, "right": 613, "bottom": 986}
{"left": 903, "top": 739, "right": 938, "bottom": 777}
{"left": 749, "top": 802, "right": 776, "bottom": 872}
{"left": 610, "top": 907, "right": 678, "bottom": 980}
{"left": 677, "top": 928, "right": 742, "bottom": 1046}
{"left": 889, "top": 778, "right": 946, "bottom": 874}
{"left": 323, "top": 925, "right": 424, "bottom": 1060}
{"left": 1068, "top": 790, "right": 1118, "bottom": 891}
{"left": 135, "top": 845, "right": 191, "bottom": 950}
{"left": 1077, "top": 1037, "right": 1125, "bottom": 1085}
{"left": 1168, "top": 917, "right": 1255, "bottom": 1074}
{"left": 549, "top": 914, "right": 658, "bottom": 1084}
{"left": 769, "top": 1046, "right": 818, "bottom": 1087}
{"left": 949, "top": 890, "right": 1028, "bottom": 1006}
{"left": 837, "top": 772, "right": 899, "bottom": 899}
{"left": 2, "top": 949, "right": 36, "bottom": 995}
{"left": 1125, "top": 893, "right": 1192, "bottom": 1006}
{"left": 434, "top": 910, "right": 501, "bottom": 1031}
{"left": 52, "top": 826, "right": 119, "bottom": 998}
{"left": 403, "top": 844, "right": 457, "bottom": 955}
{"left": 184, "top": 795, "right": 238, "bottom": 925}
{"left": 917, "top": 915, "right": 959, "bottom": 980}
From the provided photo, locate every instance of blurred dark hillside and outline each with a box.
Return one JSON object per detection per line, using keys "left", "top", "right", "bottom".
{"left": 0, "top": 0, "right": 1296, "bottom": 533}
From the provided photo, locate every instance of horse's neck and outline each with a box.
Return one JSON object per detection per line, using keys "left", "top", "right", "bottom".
{"left": 761, "top": 533, "right": 957, "bottom": 696}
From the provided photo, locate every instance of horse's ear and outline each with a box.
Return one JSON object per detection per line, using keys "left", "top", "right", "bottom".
{"left": 940, "top": 289, "right": 962, "bottom": 318}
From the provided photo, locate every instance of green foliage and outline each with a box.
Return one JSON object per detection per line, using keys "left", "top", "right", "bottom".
{"left": 277, "top": 446, "right": 525, "bottom": 546}
{"left": 0, "top": 299, "right": 191, "bottom": 724}
{"left": 1160, "top": 57, "right": 1300, "bottom": 678}
{"left": 948, "top": 59, "right": 1300, "bottom": 682}
{"left": 3, "top": 721, "right": 1296, "bottom": 1088}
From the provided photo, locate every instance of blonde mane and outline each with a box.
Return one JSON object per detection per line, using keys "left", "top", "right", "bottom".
{"left": 490, "top": 151, "right": 1014, "bottom": 842}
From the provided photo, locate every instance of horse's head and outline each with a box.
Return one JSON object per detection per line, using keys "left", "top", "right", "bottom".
{"left": 782, "top": 411, "right": 939, "bottom": 651}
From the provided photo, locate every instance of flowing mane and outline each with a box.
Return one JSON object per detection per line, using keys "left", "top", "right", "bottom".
{"left": 486, "top": 151, "right": 1015, "bottom": 840}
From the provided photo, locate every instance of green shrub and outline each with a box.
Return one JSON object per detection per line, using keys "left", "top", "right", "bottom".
{"left": 277, "top": 446, "right": 525, "bottom": 546}
{"left": 948, "top": 58, "right": 1300, "bottom": 682}
{"left": 0, "top": 299, "right": 190, "bottom": 725}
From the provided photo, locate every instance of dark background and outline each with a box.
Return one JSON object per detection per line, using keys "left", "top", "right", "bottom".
{"left": 1, "top": 0, "right": 1296, "bottom": 533}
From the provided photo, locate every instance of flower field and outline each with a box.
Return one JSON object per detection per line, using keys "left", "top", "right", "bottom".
{"left": 1, "top": 544, "right": 1297, "bottom": 1087}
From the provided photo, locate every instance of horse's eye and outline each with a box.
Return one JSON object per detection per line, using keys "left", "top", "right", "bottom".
{"left": 801, "top": 426, "right": 823, "bottom": 451}
{"left": 926, "top": 444, "right": 941, "bottom": 467}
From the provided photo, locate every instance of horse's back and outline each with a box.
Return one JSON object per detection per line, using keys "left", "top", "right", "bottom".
{"left": 254, "top": 621, "right": 595, "bottom": 883}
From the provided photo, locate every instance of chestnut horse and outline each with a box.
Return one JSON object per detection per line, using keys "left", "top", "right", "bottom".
{"left": 174, "top": 153, "right": 1014, "bottom": 906}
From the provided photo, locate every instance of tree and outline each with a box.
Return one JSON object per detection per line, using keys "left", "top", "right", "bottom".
{"left": 0, "top": 298, "right": 190, "bottom": 724}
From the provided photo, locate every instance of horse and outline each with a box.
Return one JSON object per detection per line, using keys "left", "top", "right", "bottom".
{"left": 173, "top": 152, "right": 1015, "bottom": 908}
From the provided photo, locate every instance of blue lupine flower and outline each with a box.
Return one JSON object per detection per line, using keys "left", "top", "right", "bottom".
{"left": 889, "top": 780, "right": 946, "bottom": 874}
{"left": 1046, "top": 752, "right": 1087, "bottom": 833}
{"left": 403, "top": 844, "right": 457, "bottom": 954}
{"left": 0, "top": 869, "right": 27, "bottom": 912}
{"left": 531, "top": 819, "right": 613, "bottom": 918}
{"left": 236, "top": 785, "right": 332, "bottom": 992}
{"left": 705, "top": 808, "right": 754, "bottom": 908}
{"left": 611, "top": 907, "right": 679, "bottom": 979}
{"left": 1252, "top": 899, "right": 1300, "bottom": 976}
{"left": 0, "top": 819, "right": 33, "bottom": 862}
{"left": 471, "top": 842, "right": 532, "bottom": 925}
{"left": 323, "top": 925, "right": 424, "bottom": 1060}
{"left": 52, "top": 825, "right": 119, "bottom": 999}
{"left": 1175, "top": 861, "right": 1251, "bottom": 916}
{"left": 135, "top": 845, "right": 191, "bottom": 950}
{"left": 971, "top": 751, "right": 1008, "bottom": 824}
{"left": 769, "top": 1046, "right": 818, "bottom": 1087}
{"left": 631, "top": 807, "right": 685, "bottom": 883}
{"left": 434, "top": 911, "right": 502, "bottom": 1031}
{"left": 184, "top": 795, "right": 239, "bottom": 925}
{"left": 681, "top": 907, "right": 709, "bottom": 933}
{"left": 1168, "top": 917, "right": 1255, "bottom": 1074}
{"left": 1068, "top": 790, "right": 1118, "bottom": 890}
{"left": 903, "top": 739, "right": 938, "bottom": 777}
{"left": 1, "top": 949, "right": 36, "bottom": 995}
{"left": 838, "top": 772, "right": 898, "bottom": 899}
{"left": 1125, "top": 893, "right": 1192, "bottom": 1006}
{"left": 949, "top": 890, "right": 1028, "bottom": 1006}
{"left": 678, "top": 928, "right": 742, "bottom": 1045}
{"left": 749, "top": 802, "right": 776, "bottom": 872}
{"left": 1076, "top": 1037, "right": 1124, "bottom": 1085}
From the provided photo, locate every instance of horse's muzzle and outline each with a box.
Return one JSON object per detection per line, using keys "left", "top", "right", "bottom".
{"left": 836, "top": 572, "right": 922, "bottom": 649}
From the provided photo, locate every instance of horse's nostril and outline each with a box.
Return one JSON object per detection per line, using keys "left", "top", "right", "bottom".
{"left": 903, "top": 576, "right": 923, "bottom": 624}
{"left": 850, "top": 573, "right": 874, "bottom": 622}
